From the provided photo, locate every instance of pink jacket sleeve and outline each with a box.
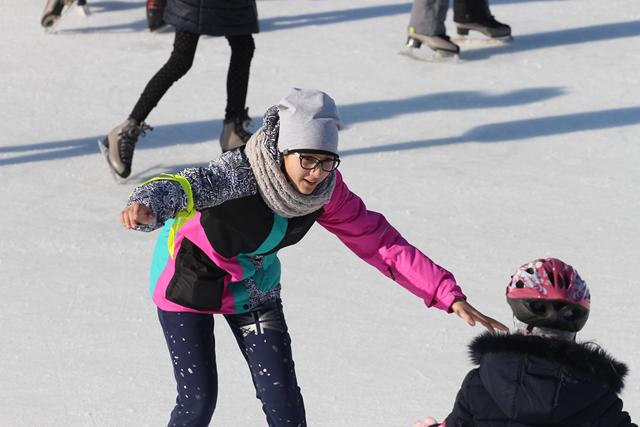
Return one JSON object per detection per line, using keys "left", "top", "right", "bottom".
{"left": 317, "top": 171, "right": 466, "bottom": 312}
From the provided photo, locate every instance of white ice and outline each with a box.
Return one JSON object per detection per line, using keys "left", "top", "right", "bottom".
{"left": 1, "top": 0, "right": 639, "bottom": 426}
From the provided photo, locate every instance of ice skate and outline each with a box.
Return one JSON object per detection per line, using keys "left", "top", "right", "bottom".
{"left": 41, "top": 0, "right": 89, "bottom": 33}
{"left": 219, "top": 108, "right": 253, "bottom": 152}
{"left": 41, "top": 0, "right": 67, "bottom": 28}
{"left": 399, "top": 34, "right": 460, "bottom": 63}
{"left": 454, "top": 0, "right": 511, "bottom": 43}
{"left": 98, "top": 118, "right": 152, "bottom": 181}
{"left": 77, "top": 0, "right": 88, "bottom": 14}
{"left": 146, "top": 0, "right": 167, "bottom": 32}
{"left": 455, "top": 18, "right": 512, "bottom": 45}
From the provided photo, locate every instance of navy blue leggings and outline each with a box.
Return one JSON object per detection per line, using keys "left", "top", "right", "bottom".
{"left": 157, "top": 300, "right": 306, "bottom": 427}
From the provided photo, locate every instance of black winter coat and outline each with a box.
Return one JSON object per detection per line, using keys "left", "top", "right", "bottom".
{"left": 443, "top": 332, "right": 636, "bottom": 427}
{"left": 164, "top": 0, "right": 258, "bottom": 36}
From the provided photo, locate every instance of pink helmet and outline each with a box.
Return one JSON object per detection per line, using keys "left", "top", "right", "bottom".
{"left": 506, "top": 258, "right": 591, "bottom": 332}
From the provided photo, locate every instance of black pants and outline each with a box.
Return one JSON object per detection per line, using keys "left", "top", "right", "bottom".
{"left": 453, "top": 0, "right": 492, "bottom": 23}
{"left": 130, "top": 31, "right": 255, "bottom": 123}
{"left": 157, "top": 300, "right": 307, "bottom": 427}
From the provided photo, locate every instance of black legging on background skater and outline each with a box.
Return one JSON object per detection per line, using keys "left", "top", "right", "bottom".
{"left": 129, "top": 31, "right": 255, "bottom": 123}
{"left": 101, "top": 0, "right": 259, "bottom": 180}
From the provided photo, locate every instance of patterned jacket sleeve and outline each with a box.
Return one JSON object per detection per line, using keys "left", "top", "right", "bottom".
{"left": 316, "top": 171, "right": 465, "bottom": 312}
{"left": 127, "top": 150, "right": 256, "bottom": 232}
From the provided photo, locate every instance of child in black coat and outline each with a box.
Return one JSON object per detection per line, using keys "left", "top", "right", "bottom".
{"left": 415, "top": 258, "right": 636, "bottom": 427}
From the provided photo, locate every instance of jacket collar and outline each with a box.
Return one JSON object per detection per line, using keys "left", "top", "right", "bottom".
{"left": 469, "top": 332, "right": 628, "bottom": 393}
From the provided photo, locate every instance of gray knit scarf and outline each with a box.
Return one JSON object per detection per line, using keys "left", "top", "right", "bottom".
{"left": 244, "top": 106, "right": 336, "bottom": 218}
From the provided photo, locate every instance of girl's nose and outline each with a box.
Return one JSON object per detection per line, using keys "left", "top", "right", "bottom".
{"left": 309, "top": 166, "right": 324, "bottom": 178}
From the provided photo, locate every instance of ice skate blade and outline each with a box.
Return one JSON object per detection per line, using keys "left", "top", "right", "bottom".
{"left": 77, "top": 4, "right": 90, "bottom": 17}
{"left": 398, "top": 46, "right": 459, "bottom": 63}
{"left": 44, "top": 22, "right": 62, "bottom": 34}
{"left": 43, "top": 1, "right": 90, "bottom": 34}
{"left": 453, "top": 35, "right": 512, "bottom": 46}
{"left": 42, "top": 15, "right": 60, "bottom": 30}
{"left": 98, "top": 139, "right": 127, "bottom": 184}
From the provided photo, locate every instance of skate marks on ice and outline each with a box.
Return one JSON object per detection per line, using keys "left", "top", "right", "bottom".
{"left": 43, "top": 0, "right": 91, "bottom": 34}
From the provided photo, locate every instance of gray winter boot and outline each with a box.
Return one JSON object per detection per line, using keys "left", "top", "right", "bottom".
{"left": 102, "top": 118, "right": 151, "bottom": 179}
{"left": 219, "top": 108, "right": 253, "bottom": 152}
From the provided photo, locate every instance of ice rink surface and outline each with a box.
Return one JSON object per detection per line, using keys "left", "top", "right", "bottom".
{"left": 1, "top": 1, "right": 639, "bottom": 425}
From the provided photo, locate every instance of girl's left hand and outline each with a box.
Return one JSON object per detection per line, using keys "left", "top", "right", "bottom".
{"left": 120, "top": 203, "right": 157, "bottom": 229}
{"left": 451, "top": 300, "right": 508, "bottom": 332}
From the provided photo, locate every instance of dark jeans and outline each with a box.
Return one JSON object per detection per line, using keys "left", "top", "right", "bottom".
{"left": 157, "top": 300, "right": 306, "bottom": 427}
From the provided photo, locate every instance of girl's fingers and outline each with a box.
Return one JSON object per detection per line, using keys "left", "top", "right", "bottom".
{"left": 142, "top": 208, "right": 155, "bottom": 223}
{"left": 133, "top": 204, "right": 154, "bottom": 224}
{"left": 477, "top": 317, "right": 495, "bottom": 332}
{"left": 466, "top": 313, "right": 476, "bottom": 327}
{"left": 453, "top": 301, "right": 508, "bottom": 332}
{"left": 475, "top": 313, "right": 508, "bottom": 332}
{"left": 121, "top": 206, "right": 138, "bottom": 229}
{"left": 456, "top": 307, "right": 476, "bottom": 327}
{"left": 126, "top": 207, "right": 137, "bottom": 228}
{"left": 490, "top": 318, "right": 509, "bottom": 332}
{"left": 121, "top": 208, "right": 130, "bottom": 228}
{"left": 120, "top": 204, "right": 156, "bottom": 229}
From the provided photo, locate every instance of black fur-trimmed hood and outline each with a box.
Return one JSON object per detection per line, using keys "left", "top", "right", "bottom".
{"left": 469, "top": 332, "right": 628, "bottom": 393}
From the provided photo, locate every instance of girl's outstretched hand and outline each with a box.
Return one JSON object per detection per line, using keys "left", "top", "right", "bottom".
{"left": 451, "top": 300, "right": 508, "bottom": 332}
{"left": 120, "top": 203, "right": 156, "bottom": 229}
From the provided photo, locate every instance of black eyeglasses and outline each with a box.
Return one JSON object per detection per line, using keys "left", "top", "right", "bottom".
{"left": 294, "top": 152, "right": 341, "bottom": 172}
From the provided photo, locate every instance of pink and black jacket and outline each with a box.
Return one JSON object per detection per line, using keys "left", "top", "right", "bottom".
{"left": 129, "top": 148, "right": 465, "bottom": 314}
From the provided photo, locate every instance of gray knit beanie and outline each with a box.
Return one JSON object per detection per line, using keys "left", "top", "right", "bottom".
{"left": 277, "top": 88, "right": 341, "bottom": 156}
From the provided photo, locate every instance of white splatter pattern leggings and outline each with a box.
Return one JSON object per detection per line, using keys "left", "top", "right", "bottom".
{"left": 158, "top": 300, "right": 306, "bottom": 426}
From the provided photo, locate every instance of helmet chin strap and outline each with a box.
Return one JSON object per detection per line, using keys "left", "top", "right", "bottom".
{"left": 512, "top": 317, "right": 577, "bottom": 342}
